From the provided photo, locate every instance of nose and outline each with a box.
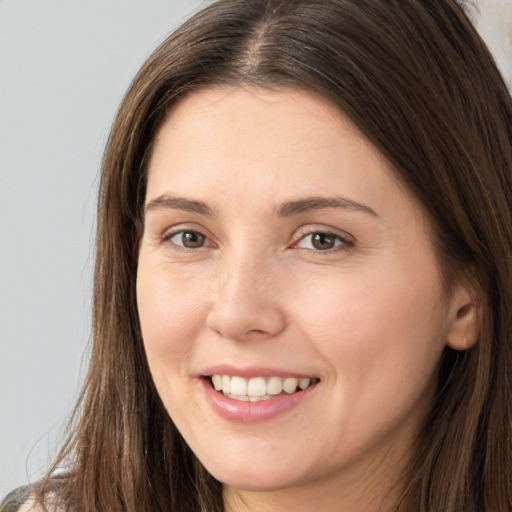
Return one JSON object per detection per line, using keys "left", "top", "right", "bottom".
{"left": 206, "top": 254, "right": 287, "bottom": 341}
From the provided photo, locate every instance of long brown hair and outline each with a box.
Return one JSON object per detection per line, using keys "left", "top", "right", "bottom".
{"left": 33, "top": 0, "right": 512, "bottom": 510}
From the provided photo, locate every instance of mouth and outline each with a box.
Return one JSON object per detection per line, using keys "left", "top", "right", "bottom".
{"left": 208, "top": 374, "right": 320, "bottom": 402}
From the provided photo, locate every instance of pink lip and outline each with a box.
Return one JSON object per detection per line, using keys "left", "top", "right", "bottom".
{"left": 199, "top": 377, "right": 319, "bottom": 423}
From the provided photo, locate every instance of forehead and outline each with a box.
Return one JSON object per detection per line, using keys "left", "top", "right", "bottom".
{"left": 162, "top": 86, "right": 346, "bottom": 136}
{"left": 146, "top": 86, "right": 399, "bottom": 205}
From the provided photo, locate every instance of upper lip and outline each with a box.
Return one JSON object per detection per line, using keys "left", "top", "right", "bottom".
{"left": 200, "top": 365, "right": 318, "bottom": 380}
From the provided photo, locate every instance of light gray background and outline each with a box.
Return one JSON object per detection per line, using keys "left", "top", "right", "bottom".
{"left": 0, "top": 0, "right": 510, "bottom": 499}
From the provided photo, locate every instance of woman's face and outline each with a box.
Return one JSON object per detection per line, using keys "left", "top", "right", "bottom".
{"left": 137, "top": 87, "right": 460, "bottom": 501}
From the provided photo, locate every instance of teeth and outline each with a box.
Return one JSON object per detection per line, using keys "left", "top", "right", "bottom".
{"left": 230, "top": 376, "right": 247, "bottom": 396}
{"left": 267, "top": 376, "right": 283, "bottom": 395}
{"left": 229, "top": 393, "right": 249, "bottom": 401}
{"left": 212, "top": 374, "right": 222, "bottom": 391}
{"left": 283, "top": 377, "right": 299, "bottom": 394}
{"left": 222, "top": 375, "right": 231, "bottom": 394}
{"left": 210, "top": 374, "right": 316, "bottom": 401}
{"left": 247, "top": 377, "right": 267, "bottom": 397}
{"left": 299, "top": 378, "right": 311, "bottom": 390}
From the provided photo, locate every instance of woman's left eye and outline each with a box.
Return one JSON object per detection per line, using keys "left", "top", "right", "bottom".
{"left": 295, "top": 231, "right": 351, "bottom": 251}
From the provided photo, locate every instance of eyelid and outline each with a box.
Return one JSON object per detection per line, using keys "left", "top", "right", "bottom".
{"left": 161, "top": 225, "right": 216, "bottom": 248}
{"left": 291, "top": 225, "right": 355, "bottom": 252}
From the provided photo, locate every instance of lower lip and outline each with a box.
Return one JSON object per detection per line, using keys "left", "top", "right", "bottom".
{"left": 200, "top": 378, "right": 318, "bottom": 423}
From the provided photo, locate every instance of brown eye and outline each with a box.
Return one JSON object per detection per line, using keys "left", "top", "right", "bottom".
{"left": 311, "top": 233, "right": 336, "bottom": 250}
{"left": 169, "top": 230, "right": 207, "bottom": 248}
{"left": 296, "top": 231, "right": 350, "bottom": 252}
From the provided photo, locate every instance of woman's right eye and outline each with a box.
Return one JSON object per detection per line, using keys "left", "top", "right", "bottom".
{"left": 165, "top": 230, "right": 211, "bottom": 249}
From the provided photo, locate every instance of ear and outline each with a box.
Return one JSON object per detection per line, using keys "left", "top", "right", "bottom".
{"left": 446, "top": 283, "right": 480, "bottom": 351}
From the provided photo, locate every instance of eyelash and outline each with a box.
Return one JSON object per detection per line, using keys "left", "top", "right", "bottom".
{"left": 161, "top": 229, "right": 215, "bottom": 250}
{"left": 293, "top": 230, "right": 354, "bottom": 253}
{"left": 161, "top": 228, "right": 354, "bottom": 254}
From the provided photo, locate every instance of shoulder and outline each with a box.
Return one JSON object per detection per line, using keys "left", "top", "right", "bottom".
{"left": 16, "top": 499, "right": 44, "bottom": 512}
{"left": 1, "top": 486, "right": 58, "bottom": 512}
{"left": 1, "top": 486, "right": 32, "bottom": 512}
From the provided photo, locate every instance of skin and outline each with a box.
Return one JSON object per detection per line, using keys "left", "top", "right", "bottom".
{"left": 137, "top": 87, "right": 477, "bottom": 512}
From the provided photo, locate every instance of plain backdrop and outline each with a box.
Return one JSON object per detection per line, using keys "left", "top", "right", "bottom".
{"left": 0, "top": 0, "right": 510, "bottom": 499}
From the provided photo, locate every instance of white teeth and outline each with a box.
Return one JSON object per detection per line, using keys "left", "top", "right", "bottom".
{"left": 247, "top": 377, "right": 267, "bottom": 397}
{"left": 212, "top": 374, "right": 222, "bottom": 391}
{"left": 210, "top": 374, "right": 316, "bottom": 400}
{"left": 267, "top": 376, "right": 283, "bottom": 395}
{"left": 299, "top": 378, "right": 311, "bottom": 390}
{"left": 222, "top": 375, "right": 231, "bottom": 394}
{"left": 230, "top": 393, "right": 249, "bottom": 401}
{"left": 283, "top": 377, "right": 299, "bottom": 394}
{"left": 230, "top": 376, "right": 248, "bottom": 396}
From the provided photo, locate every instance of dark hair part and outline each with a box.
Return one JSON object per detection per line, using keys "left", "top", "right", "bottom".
{"left": 34, "top": 1, "right": 512, "bottom": 511}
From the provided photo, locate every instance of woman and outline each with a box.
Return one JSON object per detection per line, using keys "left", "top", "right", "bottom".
{"left": 3, "top": 0, "right": 511, "bottom": 510}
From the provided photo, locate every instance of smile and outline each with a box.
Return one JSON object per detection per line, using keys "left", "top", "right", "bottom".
{"left": 210, "top": 375, "right": 319, "bottom": 402}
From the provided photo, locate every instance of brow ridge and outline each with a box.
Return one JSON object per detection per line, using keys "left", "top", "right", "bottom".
{"left": 278, "top": 196, "right": 378, "bottom": 217}
{"left": 145, "top": 194, "right": 378, "bottom": 219}
{"left": 145, "top": 195, "right": 214, "bottom": 216}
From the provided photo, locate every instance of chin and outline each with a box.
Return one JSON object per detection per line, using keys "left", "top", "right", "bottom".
{"left": 198, "top": 451, "right": 315, "bottom": 493}
{"left": 211, "top": 469, "right": 298, "bottom": 493}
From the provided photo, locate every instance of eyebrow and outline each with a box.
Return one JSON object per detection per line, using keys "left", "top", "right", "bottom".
{"left": 145, "top": 195, "right": 214, "bottom": 216}
{"left": 277, "top": 196, "right": 379, "bottom": 218}
{"left": 144, "top": 194, "right": 378, "bottom": 218}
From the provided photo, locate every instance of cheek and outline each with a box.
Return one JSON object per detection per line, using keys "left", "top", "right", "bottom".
{"left": 293, "top": 264, "right": 446, "bottom": 342}
{"left": 136, "top": 265, "right": 208, "bottom": 370}
{"left": 291, "top": 261, "right": 448, "bottom": 403}
{"left": 136, "top": 265, "right": 214, "bottom": 427}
